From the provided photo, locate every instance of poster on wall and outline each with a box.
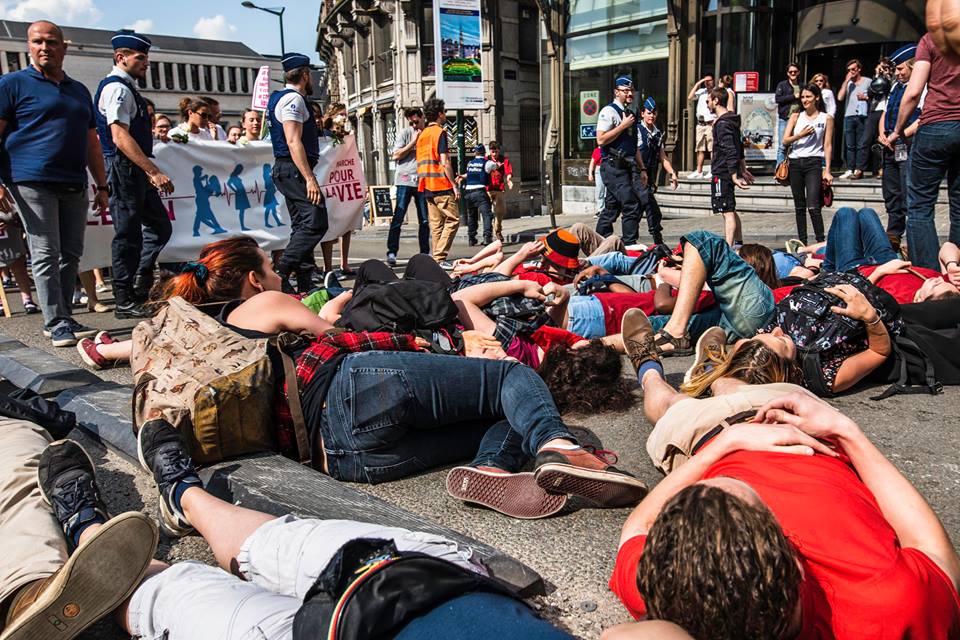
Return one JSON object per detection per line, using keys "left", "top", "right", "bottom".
{"left": 433, "top": 0, "right": 485, "bottom": 109}
{"left": 78, "top": 137, "right": 366, "bottom": 270}
{"left": 737, "top": 92, "right": 779, "bottom": 162}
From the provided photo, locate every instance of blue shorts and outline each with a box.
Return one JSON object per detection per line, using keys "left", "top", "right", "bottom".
{"left": 566, "top": 295, "right": 606, "bottom": 339}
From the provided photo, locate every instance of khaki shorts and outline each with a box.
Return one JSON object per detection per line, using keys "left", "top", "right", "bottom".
{"left": 695, "top": 123, "right": 714, "bottom": 152}
{"left": 646, "top": 383, "right": 811, "bottom": 474}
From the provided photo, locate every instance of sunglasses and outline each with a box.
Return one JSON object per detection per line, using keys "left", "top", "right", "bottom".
{"left": 194, "top": 111, "right": 210, "bottom": 119}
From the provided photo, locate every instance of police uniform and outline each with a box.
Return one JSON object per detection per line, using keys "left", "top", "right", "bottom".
{"left": 268, "top": 53, "right": 327, "bottom": 292}
{"left": 882, "top": 43, "right": 922, "bottom": 241}
{"left": 463, "top": 145, "right": 496, "bottom": 244}
{"left": 94, "top": 31, "right": 172, "bottom": 313}
{"left": 637, "top": 98, "right": 665, "bottom": 245}
{"left": 595, "top": 76, "right": 650, "bottom": 246}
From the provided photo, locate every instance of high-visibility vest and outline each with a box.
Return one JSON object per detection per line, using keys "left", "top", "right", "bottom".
{"left": 416, "top": 123, "right": 452, "bottom": 192}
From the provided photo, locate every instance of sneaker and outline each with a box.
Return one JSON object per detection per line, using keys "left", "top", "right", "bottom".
{"left": 136, "top": 419, "right": 202, "bottom": 537}
{"left": 533, "top": 447, "right": 647, "bottom": 507}
{"left": 784, "top": 239, "right": 805, "bottom": 255}
{"left": 687, "top": 170, "right": 702, "bottom": 179}
{"left": 87, "top": 302, "right": 111, "bottom": 313}
{"left": 114, "top": 301, "right": 151, "bottom": 319}
{"left": 51, "top": 325, "right": 78, "bottom": 348}
{"left": 76, "top": 339, "right": 109, "bottom": 370}
{"left": 839, "top": 170, "right": 853, "bottom": 179}
{"left": 621, "top": 308, "right": 659, "bottom": 374}
{"left": 850, "top": 170, "right": 863, "bottom": 180}
{"left": 438, "top": 260, "right": 455, "bottom": 270}
{"left": 386, "top": 253, "right": 397, "bottom": 266}
{"left": 0, "top": 512, "right": 157, "bottom": 640}
{"left": 37, "top": 440, "right": 108, "bottom": 541}
{"left": 95, "top": 283, "right": 111, "bottom": 295}
{"left": 94, "top": 330, "right": 115, "bottom": 345}
{"left": 445, "top": 466, "right": 568, "bottom": 519}
{"left": 22, "top": 299, "right": 39, "bottom": 314}
{"left": 324, "top": 270, "right": 340, "bottom": 290}
{"left": 65, "top": 319, "right": 97, "bottom": 339}
{"left": 71, "top": 290, "right": 83, "bottom": 306}
{"left": 701, "top": 170, "right": 712, "bottom": 179}
{"left": 684, "top": 326, "right": 727, "bottom": 384}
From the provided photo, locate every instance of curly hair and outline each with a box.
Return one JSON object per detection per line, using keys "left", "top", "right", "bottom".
{"left": 637, "top": 484, "right": 802, "bottom": 640}
{"left": 680, "top": 339, "right": 802, "bottom": 398}
{"left": 536, "top": 340, "right": 634, "bottom": 415}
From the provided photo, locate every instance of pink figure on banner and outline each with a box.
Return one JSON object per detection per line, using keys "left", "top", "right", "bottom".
{"left": 191, "top": 165, "right": 228, "bottom": 237}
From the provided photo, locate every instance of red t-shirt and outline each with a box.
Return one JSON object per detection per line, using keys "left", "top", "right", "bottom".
{"left": 513, "top": 264, "right": 572, "bottom": 286}
{"left": 593, "top": 290, "right": 715, "bottom": 336}
{"left": 610, "top": 448, "right": 960, "bottom": 638}
{"left": 917, "top": 33, "right": 960, "bottom": 125}
{"left": 591, "top": 146, "right": 602, "bottom": 164}
{"left": 858, "top": 264, "right": 943, "bottom": 304}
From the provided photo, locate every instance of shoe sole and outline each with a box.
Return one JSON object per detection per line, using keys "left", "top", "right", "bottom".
{"left": 0, "top": 512, "right": 157, "bottom": 640}
{"left": 136, "top": 426, "right": 194, "bottom": 538}
{"left": 37, "top": 440, "right": 94, "bottom": 507}
{"left": 445, "top": 467, "right": 567, "bottom": 519}
{"left": 534, "top": 464, "right": 647, "bottom": 508}
{"left": 684, "top": 327, "right": 727, "bottom": 384}
{"left": 72, "top": 329, "right": 98, "bottom": 340}
{"left": 51, "top": 336, "right": 78, "bottom": 348}
{"left": 75, "top": 341, "right": 105, "bottom": 371}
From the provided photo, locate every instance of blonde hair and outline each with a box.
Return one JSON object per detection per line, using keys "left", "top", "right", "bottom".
{"left": 809, "top": 73, "right": 832, "bottom": 90}
{"left": 680, "top": 339, "right": 802, "bottom": 398}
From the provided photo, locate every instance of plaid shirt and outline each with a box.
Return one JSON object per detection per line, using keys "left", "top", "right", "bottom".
{"left": 451, "top": 273, "right": 551, "bottom": 347}
{"left": 274, "top": 331, "right": 420, "bottom": 457}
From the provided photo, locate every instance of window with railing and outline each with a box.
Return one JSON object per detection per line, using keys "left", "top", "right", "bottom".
{"left": 5, "top": 52, "right": 20, "bottom": 72}
{"left": 190, "top": 64, "right": 200, "bottom": 90}
{"left": 419, "top": 2, "right": 435, "bottom": 76}
{"left": 229, "top": 67, "right": 237, "bottom": 93}
{"left": 150, "top": 61, "right": 161, "bottom": 89}
{"left": 164, "top": 62, "right": 174, "bottom": 89}
{"left": 177, "top": 63, "right": 187, "bottom": 90}
{"left": 203, "top": 65, "right": 212, "bottom": 91}
{"left": 240, "top": 68, "right": 250, "bottom": 93}
{"left": 216, "top": 66, "right": 225, "bottom": 92}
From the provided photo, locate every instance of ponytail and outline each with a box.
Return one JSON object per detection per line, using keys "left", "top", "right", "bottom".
{"left": 151, "top": 236, "right": 266, "bottom": 305}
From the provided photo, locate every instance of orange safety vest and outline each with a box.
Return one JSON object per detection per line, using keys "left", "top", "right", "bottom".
{"left": 416, "top": 123, "right": 452, "bottom": 192}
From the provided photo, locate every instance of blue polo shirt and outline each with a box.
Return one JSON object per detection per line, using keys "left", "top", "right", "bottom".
{"left": 0, "top": 66, "right": 95, "bottom": 185}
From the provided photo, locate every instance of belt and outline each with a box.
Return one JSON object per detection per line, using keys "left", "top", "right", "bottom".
{"left": 690, "top": 410, "right": 758, "bottom": 456}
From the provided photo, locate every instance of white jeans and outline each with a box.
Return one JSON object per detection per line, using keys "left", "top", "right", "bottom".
{"left": 127, "top": 515, "right": 483, "bottom": 640}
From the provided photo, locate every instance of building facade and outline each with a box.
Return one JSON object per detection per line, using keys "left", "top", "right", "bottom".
{"left": 0, "top": 20, "right": 282, "bottom": 124}
{"left": 317, "top": 0, "right": 545, "bottom": 218}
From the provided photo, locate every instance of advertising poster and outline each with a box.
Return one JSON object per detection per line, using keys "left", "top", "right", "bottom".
{"left": 79, "top": 137, "right": 366, "bottom": 269}
{"left": 737, "top": 92, "right": 779, "bottom": 162}
{"left": 433, "top": 0, "right": 485, "bottom": 109}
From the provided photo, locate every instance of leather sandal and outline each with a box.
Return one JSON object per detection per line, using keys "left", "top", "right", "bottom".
{"left": 654, "top": 330, "right": 694, "bottom": 357}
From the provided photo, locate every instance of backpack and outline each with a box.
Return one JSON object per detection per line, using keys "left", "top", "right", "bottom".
{"left": 771, "top": 270, "right": 903, "bottom": 396}
{"left": 335, "top": 280, "right": 459, "bottom": 333}
{"left": 628, "top": 243, "right": 672, "bottom": 277}
{"left": 130, "top": 297, "right": 310, "bottom": 465}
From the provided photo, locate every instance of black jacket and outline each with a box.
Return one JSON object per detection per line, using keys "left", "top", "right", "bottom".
{"left": 775, "top": 80, "right": 800, "bottom": 121}
{"left": 712, "top": 112, "right": 744, "bottom": 179}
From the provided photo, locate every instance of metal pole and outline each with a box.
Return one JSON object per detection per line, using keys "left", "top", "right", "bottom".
{"left": 278, "top": 8, "right": 286, "bottom": 55}
{"left": 456, "top": 109, "right": 466, "bottom": 220}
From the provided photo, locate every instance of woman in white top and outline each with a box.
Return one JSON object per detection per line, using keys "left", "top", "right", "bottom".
{"left": 810, "top": 73, "right": 836, "bottom": 117}
{"left": 170, "top": 97, "right": 214, "bottom": 141}
{"left": 783, "top": 83, "right": 834, "bottom": 243}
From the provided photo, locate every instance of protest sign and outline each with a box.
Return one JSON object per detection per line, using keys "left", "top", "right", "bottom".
{"left": 79, "top": 136, "right": 366, "bottom": 270}
{"left": 251, "top": 65, "right": 271, "bottom": 110}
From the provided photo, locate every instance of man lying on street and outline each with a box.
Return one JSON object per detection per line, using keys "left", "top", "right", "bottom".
{"left": 604, "top": 320, "right": 960, "bottom": 639}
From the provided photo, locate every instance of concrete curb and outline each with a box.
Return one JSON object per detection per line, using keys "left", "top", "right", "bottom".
{"left": 0, "top": 336, "right": 101, "bottom": 396}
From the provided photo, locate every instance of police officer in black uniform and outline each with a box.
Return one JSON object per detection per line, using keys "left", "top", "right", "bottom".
{"left": 94, "top": 30, "right": 174, "bottom": 318}
{"left": 267, "top": 53, "right": 326, "bottom": 293}
{"left": 595, "top": 76, "right": 650, "bottom": 246}
{"left": 637, "top": 97, "right": 679, "bottom": 246}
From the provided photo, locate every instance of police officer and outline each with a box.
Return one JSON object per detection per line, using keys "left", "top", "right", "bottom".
{"left": 595, "top": 76, "right": 650, "bottom": 246}
{"left": 267, "top": 53, "right": 326, "bottom": 293}
{"left": 460, "top": 144, "right": 496, "bottom": 245}
{"left": 637, "top": 97, "right": 679, "bottom": 246}
{"left": 95, "top": 30, "right": 174, "bottom": 318}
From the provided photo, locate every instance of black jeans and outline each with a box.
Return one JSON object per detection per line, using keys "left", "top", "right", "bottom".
{"left": 857, "top": 110, "right": 883, "bottom": 172}
{"left": 354, "top": 253, "right": 452, "bottom": 291}
{"left": 596, "top": 159, "right": 649, "bottom": 245}
{"left": 106, "top": 154, "right": 172, "bottom": 304}
{"left": 787, "top": 155, "right": 825, "bottom": 243}
{"left": 881, "top": 145, "right": 910, "bottom": 238}
{"left": 273, "top": 157, "right": 328, "bottom": 277}
{"left": 464, "top": 189, "right": 493, "bottom": 243}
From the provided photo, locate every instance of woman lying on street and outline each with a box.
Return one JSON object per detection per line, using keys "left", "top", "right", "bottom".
{"left": 75, "top": 236, "right": 353, "bottom": 370}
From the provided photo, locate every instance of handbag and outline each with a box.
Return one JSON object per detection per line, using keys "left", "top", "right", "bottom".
{"left": 775, "top": 158, "right": 790, "bottom": 184}
{"left": 821, "top": 178, "right": 833, "bottom": 207}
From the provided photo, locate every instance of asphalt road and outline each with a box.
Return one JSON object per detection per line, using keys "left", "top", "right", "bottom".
{"left": 2, "top": 211, "right": 957, "bottom": 639}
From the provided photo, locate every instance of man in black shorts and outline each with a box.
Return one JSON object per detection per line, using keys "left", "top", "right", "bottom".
{"left": 708, "top": 87, "right": 753, "bottom": 247}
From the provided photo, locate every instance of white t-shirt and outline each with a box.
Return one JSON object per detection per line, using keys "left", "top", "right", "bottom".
{"left": 788, "top": 111, "right": 829, "bottom": 159}
{"left": 821, "top": 88, "right": 837, "bottom": 118}
{"left": 695, "top": 87, "right": 716, "bottom": 123}
{"left": 597, "top": 99, "right": 628, "bottom": 133}
{"left": 273, "top": 84, "right": 309, "bottom": 124}
{"left": 97, "top": 66, "right": 138, "bottom": 126}
{"left": 170, "top": 123, "right": 214, "bottom": 141}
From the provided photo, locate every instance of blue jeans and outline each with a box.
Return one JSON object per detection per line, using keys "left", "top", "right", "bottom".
{"left": 843, "top": 115, "right": 867, "bottom": 171}
{"left": 594, "top": 169, "right": 606, "bottom": 216}
{"left": 777, "top": 118, "right": 789, "bottom": 165}
{"left": 682, "top": 230, "right": 775, "bottom": 339}
{"left": 396, "top": 592, "right": 572, "bottom": 639}
{"left": 387, "top": 185, "right": 431, "bottom": 256}
{"left": 823, "top": 207, "right": 898, "bottom": 272}
{"left": 587, "top": 251, "right": 635, "bottom": 275}
{"left": 907, "top": 120, "right": 960, "bottom": 269}
{"left": 321, "top": 352, "right": 573, "bottom": 483}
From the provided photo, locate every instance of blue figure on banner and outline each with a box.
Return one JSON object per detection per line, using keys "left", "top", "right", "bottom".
{"left": 262, "top": 163, "right": 284, "bottom": 228}
{"left": 192, "top": 165, "right": 228, "bottom": 237}
{"left": 227, "top": 164, "right": 252, "bottom": 231}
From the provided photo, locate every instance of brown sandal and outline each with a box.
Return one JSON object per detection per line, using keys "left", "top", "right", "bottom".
{"left": 654, "top": 330, "right": 693, "bottom": 357}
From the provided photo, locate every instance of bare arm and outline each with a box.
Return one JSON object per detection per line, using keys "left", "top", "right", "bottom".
{"left": 494, "top": 241, "right": 542, "bottom": 277}
{"left": 659, "top": 147, "right": 679, "bottom": 188}
{"left": 588, "top": 157, "right": 597, "bottom": 181}
{"left": 686, "top": 79, "right": 704, "bottom": 102}
{"left": 391, "top": 130, "right": 418, "bottom": 161}
{"left": 836, "top": 77, "right": 850, "bottom": 102}
{"left": 110, "top": 123, "right": 173, "bottom": 193}
{"left": 832, "top": 318, "right": 891, "bottom": 392}
{"left": 940, "top": 242, "right": 960, "bottom": 285}
{"left": 822, "top": 117, "right": 834, "bottom": 178}
{"left": 451, "top": 279, "right": 543, "bottom": 307}
{"left": 780, "top": 112, "right": 803, "bottom": 145}
{"left": 652, "top": 283, "right": 677, "bottom": 315}
{"left": 86, "top": 129, "right": 109, "bottom": 213}
{"left": 282, "top": 120, "right": 321, "bottom": 205}
{"left": 454, "top": 298, "right": 498, "bottom": 334}
{"left": 0, "top": 119, "right": 12, "bottom": 213}
{"left": 894, "top": 62, "right": 930, "bottom": 136}
{"left": 225, "top": 290, "right": 335, "bottom": 335}
{"left": 439, "top": 152, "right": 460, "bottom": 200}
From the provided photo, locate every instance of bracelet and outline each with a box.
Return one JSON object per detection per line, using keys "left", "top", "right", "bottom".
{"left": 864, "top": 314, "right": 882, "bottom": 326}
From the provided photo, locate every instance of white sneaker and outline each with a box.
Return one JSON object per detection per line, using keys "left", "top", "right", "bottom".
{"left": 839, "top": 170, "right": 853, "bottom": 179}
{"left": 688, "top": 170, "right": 701, "bottom": 179}
{"left": 702, "top": 171, "right": 712, "bottom": 179}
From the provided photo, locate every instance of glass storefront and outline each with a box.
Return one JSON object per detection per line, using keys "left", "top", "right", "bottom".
{"left": 700, "top": 2, "right": 793, "bottom": 92}
{"left": 563, "top": 0, "right": 669, "bottom": 159}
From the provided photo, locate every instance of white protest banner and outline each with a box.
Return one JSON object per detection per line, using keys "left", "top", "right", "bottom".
{"left": 433, "top": 0, "right": 484, "bottom": 109}
{"left": 251, "top": 65, "right": 271, "bottom": 110}
{"left": 80, "top": 136, "right": 366, "bottom": 270}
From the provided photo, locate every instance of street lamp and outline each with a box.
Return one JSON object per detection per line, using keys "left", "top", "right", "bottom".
{"left": 241, "top": 1, "right": 286, "bottom": 56}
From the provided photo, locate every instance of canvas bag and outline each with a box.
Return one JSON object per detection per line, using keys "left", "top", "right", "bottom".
{"left": 131, "top": 297, "right": 310, "bottom": 465}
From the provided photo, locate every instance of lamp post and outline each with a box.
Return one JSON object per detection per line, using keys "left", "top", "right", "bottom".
{"left": 240, "top": 1, "right": 286, "bottom": 55}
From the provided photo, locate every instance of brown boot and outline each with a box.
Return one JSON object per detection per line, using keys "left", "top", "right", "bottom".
{"left": 1, "top": 512, "right": 158, "bottom": 640}
{"left": 621, "top": 308, "right": 659, "bottom": 373}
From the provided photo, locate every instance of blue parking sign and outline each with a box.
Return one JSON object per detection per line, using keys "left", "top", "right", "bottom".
{"left": 580, "top": 124, "right": 596, "bottom": 139}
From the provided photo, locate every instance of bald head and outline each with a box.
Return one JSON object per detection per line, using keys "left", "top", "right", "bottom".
{"left": 27, "top": 20, "right": 66, "bottom": 77}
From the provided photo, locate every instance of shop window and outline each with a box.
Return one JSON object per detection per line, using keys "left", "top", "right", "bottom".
{"left": 383, "top": 109, "right": 396, "bottom": 182}
{"left": 567, "top": 0, "right": 666, "bottom": 32}
{"left": 519, "top": 107, "right": 540, "bottom": 181}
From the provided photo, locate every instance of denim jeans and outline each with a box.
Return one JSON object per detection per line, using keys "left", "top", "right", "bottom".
{"left": 823, "top": 207, "right": 898, "bottom": 272}
{"left": 387, "top": 185, "right": 430, "bottom": 256}
{"left": 777, "top": 118, "right": 789, "bottom": 165}
{"left": 587, "top": 251, "right": 635, "bottom": 275}
{"left": 594, "top": 169, "right": 606, "bottom": 216}
{"left": 9, "top": 182, "right": 87, "bottom": 331}
{"left": 396, "top": 592, "right": 572, "bottom": 639}
{"left": 843, "top": 115, "right": 867, "bottom": 171}
{"left": 321, "top": 352, "right": 573, "bottom": 483}
{"left": 682, "top": 230, "right": 775, "bottom": 339}
{"left": 907, "top": 120, "right": 960, "bottom": 270}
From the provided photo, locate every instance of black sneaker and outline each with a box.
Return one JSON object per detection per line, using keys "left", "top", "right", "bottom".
{"left": 50, "top": 325, "right": 78, "bottom": 348}
{"left": 38, "top": 440, "right": 109, "bottom": 543}
{"left": 114, "top": 301, "right": 151, "bottom": 319}
{"left": 136, "top": 419, "right": 202, "bottom": 537}
{"left": 65, "top": 319, "right": 97, "bottom": 339}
